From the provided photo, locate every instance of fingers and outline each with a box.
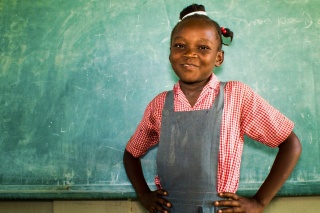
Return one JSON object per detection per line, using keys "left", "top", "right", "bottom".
{"left": 218, "top": 192, "right": 239, "bottom": 200}
{"left": 150, "top": 204, "right": 168, "bottom": 213}
{"left": 149, "top": 200, "right": 169, "bottom": 213}
{"left": 214, "top": 192, "right": 241, "bottom": 210}
{"left": 151, "top": 189, "right": 171, "bottom": 212}
{"left": 155, "top": 189, "right": 171, "bottom": 208}
{"left": 217, "top": 207, "right": 242, "bottom": 213}
{"left": 215, "top": 199, "right": 240, "bottom": 207}
{"left": 214, "top": 192, "right": 250, "bottom": 213}
{"left": 158, "top": 198, "right": 172, "bottom": 208}
{"left": 156, "top": 189, "right": 169, "bottom": 196}
{"left": 140, "top": 189, "right": 171, "bottom": 213}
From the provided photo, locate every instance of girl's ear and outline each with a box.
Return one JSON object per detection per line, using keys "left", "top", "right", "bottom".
{"left": 215, "top": 50, "right": 224, "bottom": 67}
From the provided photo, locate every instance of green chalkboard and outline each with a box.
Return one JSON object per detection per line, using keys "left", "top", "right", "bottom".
{"left": 0, "top": 0, "right": 319, "bottom": 199}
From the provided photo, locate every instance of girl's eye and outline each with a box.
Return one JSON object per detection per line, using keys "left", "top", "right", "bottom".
{"left": 198, "top": 45, "right": 210, "bottom": 50}
{"left": 173, "top": 44, "right": 185, "bottom": 49}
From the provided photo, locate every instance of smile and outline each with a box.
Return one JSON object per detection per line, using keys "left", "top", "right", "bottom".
{"left": 182, "top": 64, "right": 199, "bottom": 70}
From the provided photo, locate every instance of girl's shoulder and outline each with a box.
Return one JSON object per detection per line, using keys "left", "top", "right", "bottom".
{"left": 225, "top": 81, "right": 254, "bottom": 94}
{"left": 146, "top": 91, "right": 168, "bottom": 110}
{"left": 224, "top": 81, "right": 268, "bottom": 106}
{"left": 152, "top": 91, "right": 168, "bottom": 102}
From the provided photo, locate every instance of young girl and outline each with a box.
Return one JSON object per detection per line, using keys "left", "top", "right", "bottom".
{"left": 123, "top": 4, "right": 301, "bottom": 213}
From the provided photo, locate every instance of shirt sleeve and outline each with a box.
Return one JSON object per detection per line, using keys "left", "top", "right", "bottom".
{"left": 239, "top": 83, "right": 294, "bottom": 147}
{"left": 125, "top": 92, "right": 167, "bottom": 157}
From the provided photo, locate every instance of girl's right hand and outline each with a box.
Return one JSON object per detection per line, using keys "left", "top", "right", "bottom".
{"left": 139, "top": 189, "right": 172, "bottom": 213}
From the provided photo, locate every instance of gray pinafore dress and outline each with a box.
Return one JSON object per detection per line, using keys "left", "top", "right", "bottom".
{"left": 157, "top": 82, "right": 225, "bottom": 213}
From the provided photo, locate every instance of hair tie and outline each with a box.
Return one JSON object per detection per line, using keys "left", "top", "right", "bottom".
{"left": 221, "top": 27, "right": 227, "bottom": 35}
{"left": 180, "top": 11, "right": 207, "bottom": 21}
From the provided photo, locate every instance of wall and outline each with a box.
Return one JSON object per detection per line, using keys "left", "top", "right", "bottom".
{"left": 0, "top": 197, "right": 320, "bottom": 213}
{"left": 1, "top": 0, "right": 319, "bottom": 202}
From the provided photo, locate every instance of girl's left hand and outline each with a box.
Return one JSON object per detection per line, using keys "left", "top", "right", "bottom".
{"left": 214, "top": 192, "right": 264, "bottom": 213}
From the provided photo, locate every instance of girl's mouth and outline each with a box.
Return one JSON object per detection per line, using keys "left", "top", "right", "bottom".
{"left": 182, "top": 63, "right": 199, "bottom": 70}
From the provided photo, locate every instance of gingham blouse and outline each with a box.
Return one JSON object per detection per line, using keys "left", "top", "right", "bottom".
{"left": 125, "top": 74, "right": 294, "bottom": 193}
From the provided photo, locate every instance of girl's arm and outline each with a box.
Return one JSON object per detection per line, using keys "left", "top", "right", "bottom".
{"left": 252, "top": 131, "right": 302, "bottom": 207}
{"left": 123, "top": 150, "right": 171, "bottom": 213}
{"left": 214, "top": 131, "right": 302, "bottom": 213}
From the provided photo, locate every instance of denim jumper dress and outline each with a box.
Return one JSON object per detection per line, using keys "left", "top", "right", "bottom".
{"left": 157, "top": 82, "right": 225, "bottom": 213}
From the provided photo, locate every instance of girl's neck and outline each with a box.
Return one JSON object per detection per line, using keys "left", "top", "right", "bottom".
{"left": 179, "top": 76, "right": 211, "bottom": 95}
{"left": 179, "top": 77, "right": 211, "bottom": 107}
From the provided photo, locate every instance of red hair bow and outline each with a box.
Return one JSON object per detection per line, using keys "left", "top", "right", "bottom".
{"left": 221, "top": 27, "right": 227, "bottom": 35}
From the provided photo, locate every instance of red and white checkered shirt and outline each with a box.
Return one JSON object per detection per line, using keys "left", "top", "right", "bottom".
{"left": 126, "top": 74, "right": 294, "bottom": 193}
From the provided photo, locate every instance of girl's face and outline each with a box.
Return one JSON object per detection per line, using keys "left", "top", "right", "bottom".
{"left": 169, "top": 19, "right": 224, "bottom": 84}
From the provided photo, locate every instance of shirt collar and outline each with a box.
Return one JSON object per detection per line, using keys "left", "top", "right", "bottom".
{"left": 173, "top": 74, "right": 220, "bottom": 93}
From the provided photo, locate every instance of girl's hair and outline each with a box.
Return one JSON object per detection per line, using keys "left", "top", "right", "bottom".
{"left": 171, "top": 4, "right": 233, "bottom": 50}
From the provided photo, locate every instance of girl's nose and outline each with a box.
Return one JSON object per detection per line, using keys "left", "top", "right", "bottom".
{"left": 183, "top": 49, "right": 198, "bottom": 58}
{"left": 183, "top": 52, "right": 198, "bottom": 58}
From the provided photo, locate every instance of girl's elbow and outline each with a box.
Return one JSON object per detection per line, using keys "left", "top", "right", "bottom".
{"left": 281, "top": 131, "right": 302, "bottom": 157}
{"left": 291, "top": 132, "right": 302, "bottom": 156}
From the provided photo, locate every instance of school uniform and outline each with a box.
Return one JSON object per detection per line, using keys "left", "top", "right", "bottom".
{"left": 126, "top": 74, "right": 293, "bottom": 212}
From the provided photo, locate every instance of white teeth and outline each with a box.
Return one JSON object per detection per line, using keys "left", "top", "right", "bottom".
{"left": 183, "top": 64, "right": 196, "bottom": 67}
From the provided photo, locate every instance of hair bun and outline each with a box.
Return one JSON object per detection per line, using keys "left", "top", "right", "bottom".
{"left": 180, "top": 4, "right": 206, "bottom": 20}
